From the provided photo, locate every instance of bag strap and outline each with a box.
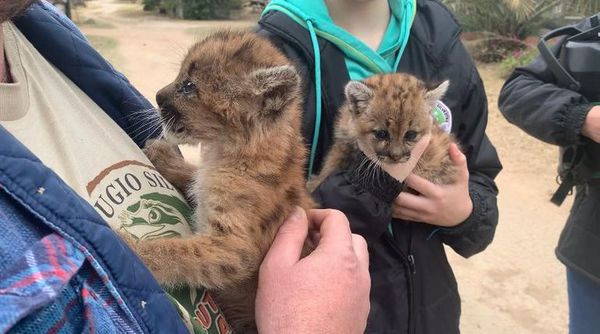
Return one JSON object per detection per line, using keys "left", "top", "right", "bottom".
{"left": 592, "top": 14, "right": 599, "bottom": 28}
{"left": 551, "top": 177, "right": 573, "bottom": 206}
{"left": 537, "top": 26, "right": 582, "bottom": 91}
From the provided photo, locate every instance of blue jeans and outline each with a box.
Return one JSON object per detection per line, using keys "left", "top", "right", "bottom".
{"left": 567, "top": 268, "right": 600, "bottom": 334}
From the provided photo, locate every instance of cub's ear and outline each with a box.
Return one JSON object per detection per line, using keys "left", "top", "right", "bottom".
{"left": 345, "top": 81, "right": 373, "bottom": 115}
{"left": 248, "top": 65, "right": 300, "bottom": 114}
{"left": 424, "top": 80, "right": 450, "bottom": 104}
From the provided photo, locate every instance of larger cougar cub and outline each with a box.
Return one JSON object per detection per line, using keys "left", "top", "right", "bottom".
{"left": 124, "top": 31, "right": 313, "bottom": 333}
{"left": 309, "top": 73, "right": 458, "bottom": 190}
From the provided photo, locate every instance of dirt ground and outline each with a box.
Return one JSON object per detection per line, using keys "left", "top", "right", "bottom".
{"left": 74, "top": 1, "right": 573, "bottom": 332}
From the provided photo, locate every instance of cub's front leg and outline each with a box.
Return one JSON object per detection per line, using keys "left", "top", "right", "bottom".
{"left": 143, "top": 139, "right": 196, "bottom": 196}
{"left": 119, "top": 228, "right": 262, "bottom": 290}
{"left": 307, "top": 141, "right": 355, "bottom": 192}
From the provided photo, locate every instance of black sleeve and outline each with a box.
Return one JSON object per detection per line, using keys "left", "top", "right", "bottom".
{"left": 498, "top": 46, "right": 593, "bottom": 146}
{"left": 435, "top": 40, "right": 502, "bottom": 258}
{"left": 312, "top": 152, "right": 403, "bottom": 245}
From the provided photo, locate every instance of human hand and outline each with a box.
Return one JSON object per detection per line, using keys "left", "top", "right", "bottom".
{"left": 581, "top": 106, "right": 600, "bottom": 143}
{"left": 256, "top": 208, "right": 370, "bottom": 334}
{"left": 358, "top": 133, "right": 432, "bottom": 181}
{"left": 392, "top": 144, "right": 473, "bottom": 226}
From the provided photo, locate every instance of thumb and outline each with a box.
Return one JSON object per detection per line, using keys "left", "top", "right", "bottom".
{"left": 413, "top": 132, "right": 432, "bottom": 157}
{"left": 449, "top": 143, "right": 468, "bottom": 181}
{"left": 262, "top": 207, "right": 308, "bottom": 268}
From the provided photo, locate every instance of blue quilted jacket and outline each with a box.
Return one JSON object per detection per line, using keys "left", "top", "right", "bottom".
{"left": 0, "top": 2, "right": 188, "bottom": 333}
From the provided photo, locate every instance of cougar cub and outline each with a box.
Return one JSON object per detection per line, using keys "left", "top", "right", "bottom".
{"left": 309, "top": 73, "right": 458, "bottom": 191}
{"left": 123, "top": 31, "right": 313, "bottom": 333}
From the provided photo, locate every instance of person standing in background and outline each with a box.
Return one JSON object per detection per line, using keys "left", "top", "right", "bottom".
{"left": 499, "top": 13, "right": 600, "bottom": 334}
{"left": 257, "top": 0, "right": 502, "bottom": 332}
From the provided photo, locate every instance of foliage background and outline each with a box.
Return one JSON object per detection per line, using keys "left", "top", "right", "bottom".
{"left": 142, "top": 0, "right": 242, "bottom": 19}
{"left": 445, "top": 0, "right": 599, "bottom": 38}
{"left": 444, "top": 0, "right": 600, "bottom": 67}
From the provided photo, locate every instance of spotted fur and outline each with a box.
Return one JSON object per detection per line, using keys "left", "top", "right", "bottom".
{"left": 309, "top": 73, "right": 458, "bottom": 191}
{"left": 122, "top": 30, "right": 314, "bottom": 333}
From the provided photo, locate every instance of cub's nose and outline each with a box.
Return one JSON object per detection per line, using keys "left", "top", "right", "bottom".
{"left": 156, "top": 89, "right": 168, "bottom": 108}
{"left": 390, "top": 152, "right": 411, "bottom": 163}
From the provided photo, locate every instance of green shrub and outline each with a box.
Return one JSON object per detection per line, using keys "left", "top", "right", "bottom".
{"left": 500, "top": 46, "right": 539, "bottom": 78}
{"left": 445, "top": 0, "right": 600, "bottom": 40}
{"left": 444, "top": 0, "right": 561, "bottom": 40}
{"left": 445, "top": 0, "right": 599, "bottom": 63}
{"left": 144, "top": 0, "right": 242, "bottom": 19}
{"left": 469, "top": 36, "right": 528, "bottom": 63}
{"left": 182, "top": 0, "right": 242, "bottom": 19}
{"left": 142, "top": 0, "right": 161, "bottom": 11}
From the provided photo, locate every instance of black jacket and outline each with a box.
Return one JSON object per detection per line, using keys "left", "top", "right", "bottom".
{"left": 258, "top": 1, "right": 502, "bottom": 333}
{"left": 499, "top": 16, "right": 600, "bottom": 284}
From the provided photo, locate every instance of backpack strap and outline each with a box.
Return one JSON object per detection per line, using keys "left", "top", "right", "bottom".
{"left": 537, "top": 26, "right": 583, "bottom": 91}
{"left": 551, "top": 178, "right": 573, "bottom": 206}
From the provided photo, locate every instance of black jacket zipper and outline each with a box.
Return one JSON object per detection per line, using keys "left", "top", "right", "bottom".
{"left": 385, "top": 223, "right": 416, "bottom": 334}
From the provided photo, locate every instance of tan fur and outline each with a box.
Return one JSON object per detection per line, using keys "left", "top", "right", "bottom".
{"left": 309, "top": 73, "right": 458, "bottom": 191}
{"left": 120, "top": 31, "right": 314, "bottom": 333}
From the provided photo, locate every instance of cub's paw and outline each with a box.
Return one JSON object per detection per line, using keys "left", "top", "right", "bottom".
{"left": 143, "top": 139, "right": 182, "bottom": 170}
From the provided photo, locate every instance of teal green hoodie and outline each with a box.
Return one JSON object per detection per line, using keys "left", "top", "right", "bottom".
{"left": 262, "top": 0, "right": 416, "bottom": 80}
{"left": 262, "top": 0, "right": 416, "bottom": 175}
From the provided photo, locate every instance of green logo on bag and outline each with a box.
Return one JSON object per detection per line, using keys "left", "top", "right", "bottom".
{"left": 118, "top": 193, "right": 193, "bottom": 240}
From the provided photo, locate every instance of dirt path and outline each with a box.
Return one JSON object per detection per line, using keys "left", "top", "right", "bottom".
{"left": 449, "top": 65, "right": 573, "bottom": 334}
{"left": 75, "top": 2, "right": 573, "bottom": 332}
{"left": 76, "top": 0, "right": 255, "bottom": 100}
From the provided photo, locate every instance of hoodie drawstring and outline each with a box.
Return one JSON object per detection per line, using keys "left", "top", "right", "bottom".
{"left": 306, "top": 19, "right": 322, "bottom": 177}
{"left": 393, "top": 0, "right": 415, "bottom": 71}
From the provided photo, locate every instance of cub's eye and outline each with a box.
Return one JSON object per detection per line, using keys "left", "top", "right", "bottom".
{"left": 178, "top": 80, "right": 196, "bottom": 95}
{"left": 404, "top": 130, "right": 418, "bottom": 141}
{"left": 373, "top": 129, "right": 390, "bottom": 141}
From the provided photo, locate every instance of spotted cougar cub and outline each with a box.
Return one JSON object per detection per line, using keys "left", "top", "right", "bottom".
{"left": 309, "top": 73, "right": 458, "bottom": 191}
{"left": 123, "top": 31, "right": 313, "bottom": 333}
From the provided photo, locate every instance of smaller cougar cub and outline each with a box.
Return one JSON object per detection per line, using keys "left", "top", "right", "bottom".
{"left": 309, "top": 73, "right": 458, "bottom": 191}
